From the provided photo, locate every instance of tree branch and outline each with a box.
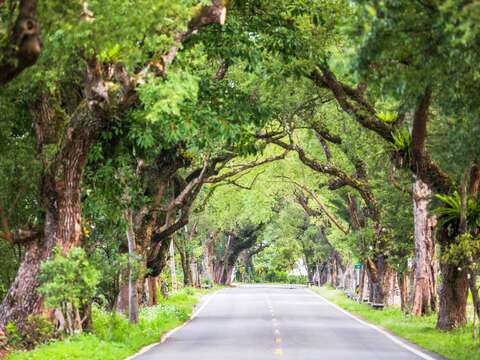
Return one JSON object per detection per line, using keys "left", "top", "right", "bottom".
{"left": 205, "top": 152, "right": 287, "bottom": 183}
{"left": 0, "top": 0, "right": 41, "bottom": 86}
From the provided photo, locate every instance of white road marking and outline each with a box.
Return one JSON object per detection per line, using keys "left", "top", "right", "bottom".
{"left": 309, "top": 289, "right": 438, "bottom": 360}
{"left": 126, "top": 290, "right": 220, "bottom": 360}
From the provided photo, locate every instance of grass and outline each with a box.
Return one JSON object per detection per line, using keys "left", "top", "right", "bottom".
{"left": 7, "top": 287, "right": 219, "bottom": 360}
{"left": 312, "top": 286, "right": 480, "bottom": 360}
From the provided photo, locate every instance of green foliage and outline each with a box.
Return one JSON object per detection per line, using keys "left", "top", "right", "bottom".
{"left": 38, "top": 247, "right": 100, "bottom": 311}
{"left": 391, "top": 128, "right": 412, "bottom": 153}
{"left": 5, "top": 322, "right": 22, "bottom": 348}
{"left": 256, "top": 270, "right": 308, "bottom": 284}
{"left": 442, "top": 234, "right": 480, "bottom": 266}
{"left": 5, "top": 315, "right": 55, "bottom": 350}
{"left": 376, "top": 110, "right": 397, "bottom": 123}
{"left": 434, "top": 192, "right": 480, "bottom": 231}
{"left": 7, "top": 288, "right": 216, "bottom": 360}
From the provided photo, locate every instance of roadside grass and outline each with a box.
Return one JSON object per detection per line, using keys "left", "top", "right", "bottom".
{"left": 312, "top": 286, "right": 480, "bottom": 360}
{"left": 7, "top": 287, "right": 219, "bottom": 360}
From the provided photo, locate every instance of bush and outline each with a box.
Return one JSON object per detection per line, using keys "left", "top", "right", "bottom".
{"left": 5, "top": 315, "right": 55, "bottom": 350}
{"left": 38, "top": 247, "right": 100, "bottom": 334}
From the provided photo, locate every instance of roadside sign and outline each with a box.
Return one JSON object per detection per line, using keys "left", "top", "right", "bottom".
{"left": 354, "top": 263, "right": 362, "bottom": 269}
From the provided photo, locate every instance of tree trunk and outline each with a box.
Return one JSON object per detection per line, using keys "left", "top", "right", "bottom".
{"left": 126, "top": 209, "right": 138, "bottom": 324}
{"left": 146, "top": 236, "right": 170, "bottom": 278}
{"left": 367, "top": 255, "right": 393, "bottom": 306}
{"left": 437, "top": 262, "right": 468, "bottom": 330}
{"left": 147, "top": 277, "right": 158, "bottom": 306}
{"left": 203, "top": 232, "right": 216, "bottom": 282}
{"left": 383, "top": 270, "right": 396, "bottom": 306}
{"left": 169, "top": 239, "right": 177, "bottom": 291}
{"left": 305, "top": 259, "right": 315, "bottom": 284}
{"left": 468, "top": 271, "right": 480, "bottom": 322}
{"left": 398, "top": 272, "right": 408, "bottom": 312}
{"left": 176, "top": 241, "right": 193, "bottom": 287}
{"left": 331, "top": 256, "right": 337, "bottom": 288}
{"left": 411, "top": 177, "right": 437, "bottom": 315}
{"left": 0, "top": 239, "right": 51, "bottom": 329}
{"left": 221, "top": 264, "right": 235, "bottom": 285}
{"left": 190, "top": 258, "right": 200, "bottom": 288}
{"left": 182, "top": 253, "right": 193, "bottom": 287}
{"left": 0, "top": 137, "right": 89, "bottom": 328}
{"left": 436, "top": 226, "right": 468, "bottom": 330}
{"left": 1, "top": 69, "right": 112, "bottom": 328}
{"left": 358, "top": 266, "right": 366, "bottom": 302}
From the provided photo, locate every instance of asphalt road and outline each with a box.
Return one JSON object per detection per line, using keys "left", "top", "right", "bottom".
{"left": 132, "top": 285, "right": 441, "bottom": 360}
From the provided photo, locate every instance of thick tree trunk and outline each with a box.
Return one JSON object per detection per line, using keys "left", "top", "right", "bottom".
{"left": 0, "top": 148, "right": 87, "bottom": 328}
{"left": 1, "top": 66, "right": 111, "bottom": 328}
{"left": 437, "top": 262, "right": 468, "bottom": 330}
{"left": 146, "top": 237, "right": 170, "bottom": 278}
{"left": 367, "top": 255, "right": 394, "bottom": 306}
{"left": 411, "top": 178, "right": 437, "bottom": 315}
{"left": 221, "top": 264, "right": 235, "bottom": 285}
{"left": 436, "top": 226, "right": 468, "bottom": 330}
{"left": 0, "top": 238, "right": 51, "bottom": 329}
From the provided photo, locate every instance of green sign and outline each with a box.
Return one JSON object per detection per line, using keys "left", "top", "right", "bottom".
{"left": 354, "top": 263, "right": 362, "bottom": 269}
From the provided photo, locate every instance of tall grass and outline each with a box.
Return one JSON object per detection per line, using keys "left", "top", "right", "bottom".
{"left": 7, "top": 287, "right": 216, "bottom": 360}
{"left": 312, "top": 287, "right": 480, "bottom": 360}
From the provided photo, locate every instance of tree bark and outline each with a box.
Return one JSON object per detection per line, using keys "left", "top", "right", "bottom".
{"left": 358, "top": 266, "right": 366, "bottom": 302}
{"left": 125, "top": 209, "right": 138, "bottom": 324}
{"left": 169, "top": 239, "right": 178, "bottom": 291}
{"left": 437, "top": 262, "right": 468, "bottom": 330}
{"left": 0, "top": 88, "right": 107, "bottom": 329}
{"left": 468, "top": 271, "right": 480, "bottom": 323}
{"left": 147, "top": 277, "right": 158, "bottom": 306}
{"left": 411, "top": 177, "right": 437, "bottom": 315}
{"left": 367, "top": 254, "right": 394, "bottom": 306}
{"left": 0, "top": 0, "right": 41, "bottom": 86}
{"left": 398, "top": 272, "right": 408, "bottom": 312}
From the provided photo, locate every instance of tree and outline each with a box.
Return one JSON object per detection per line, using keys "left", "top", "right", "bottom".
{"left": 0, "top": 0, "right": 228, "bottom": 330}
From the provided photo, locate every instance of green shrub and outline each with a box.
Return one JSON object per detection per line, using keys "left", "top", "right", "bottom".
{"left": 5, "top": 315, "right": 55, "bottom": 350}
{"left": 38, "top": 247, "right": 100, "bottom": 334}
{"left": 5, "top": 322, "right": 22, "bottom": 348}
